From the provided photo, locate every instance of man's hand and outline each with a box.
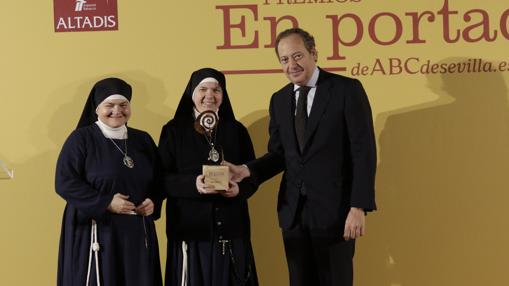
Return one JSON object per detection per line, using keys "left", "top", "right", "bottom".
{"left": 223, "top": 161, "right": 250, "bottom": 182}
{"left": 343, "top": 207, "right": 365, "bottom": 240}
{"left": 107, "top": 193, "right": 135, "bottom": 214}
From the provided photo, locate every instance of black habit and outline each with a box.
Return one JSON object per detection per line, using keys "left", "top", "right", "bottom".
{"left": 56, "top": 78, "right": 163, "bottom": 286}
{"left": 56, "top": 125, "right": 163, "bottom": 286}
{"left": 158, "top": 68, "right": 259, "bottom": 286}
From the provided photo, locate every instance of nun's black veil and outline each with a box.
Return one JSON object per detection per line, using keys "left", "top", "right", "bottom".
{"left": 76, "top": 77, "right": 132, "bottom": 129}
{"left": 173, "top": 68, "right": 235, "bottom": 121}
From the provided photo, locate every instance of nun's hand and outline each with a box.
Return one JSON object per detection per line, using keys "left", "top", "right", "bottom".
{"left": 221, "top": 180, "right": 239, "bottom": 198}
{"left": 107, "top": 193, "right": 135, "bottom": 214}
{"left": 196, "top": 175, "right": 219, "bottom": 195}
{"left": 135, "top": 198, "right": 154, "bottom": 216}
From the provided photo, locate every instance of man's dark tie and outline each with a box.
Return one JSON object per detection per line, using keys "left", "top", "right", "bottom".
{"left": 295, "top": 86, "right": 311, "bottom": 153}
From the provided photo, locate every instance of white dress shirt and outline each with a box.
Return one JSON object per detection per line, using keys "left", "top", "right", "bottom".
{"left": 293, "top": 67, "right": 320, "bottom": 116}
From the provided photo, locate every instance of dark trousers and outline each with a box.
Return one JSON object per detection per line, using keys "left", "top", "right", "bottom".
{"left": 282, "top": 197, "right": 355, "bottom": 286}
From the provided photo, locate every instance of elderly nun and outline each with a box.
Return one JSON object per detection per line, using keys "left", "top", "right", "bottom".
{"left": 55, "top": 77, "right": 163, "bottom": 286}
{"left": 159, "top": 68, "right": 259, "bottom": 286}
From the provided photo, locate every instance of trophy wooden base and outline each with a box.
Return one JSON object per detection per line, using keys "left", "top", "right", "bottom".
{"left": 202, "top": 165, "right": 229, "bottom": 190}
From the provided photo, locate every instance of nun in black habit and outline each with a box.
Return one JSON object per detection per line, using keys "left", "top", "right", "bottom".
{"left": 55, "top": 78, "right": 163, "bottom": 286}
{"left": 158, "top": 68, "right": 259, "bottom": 286}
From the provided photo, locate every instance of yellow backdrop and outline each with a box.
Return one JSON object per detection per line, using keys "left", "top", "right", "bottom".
{"left": 1, "top": 0, "right": 509, "bottom": 285}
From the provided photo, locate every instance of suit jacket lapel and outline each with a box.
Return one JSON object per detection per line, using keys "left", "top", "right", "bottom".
{"left": 303, "top": 71, "right": 332, "bottom": 150}
{"left": 280, "top": 84, "right": 300, "bottom": 152}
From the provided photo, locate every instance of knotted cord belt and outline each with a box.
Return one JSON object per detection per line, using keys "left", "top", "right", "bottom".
{"left": 181, "top": 241, "right": 188, "bottom": 286}
{"left": 86, "top": 219, "right": 101, "bottom": 286}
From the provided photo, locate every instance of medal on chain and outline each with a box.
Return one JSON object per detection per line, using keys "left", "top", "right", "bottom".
{"left": 123, "top": 155, "right": 134, "bottom": 168}
{"left": 195, "top": 111, "right": 220, "bottom": 163}
{"left": 108, "top": 133, "right": 135, "bottom": 168}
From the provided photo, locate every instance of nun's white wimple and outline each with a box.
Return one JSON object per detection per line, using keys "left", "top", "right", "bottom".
{"left": 103, "top": 94, "right": 128, "bottom": 102}
{"left": 192, "top": 77, "right": 220, "bottom": 100}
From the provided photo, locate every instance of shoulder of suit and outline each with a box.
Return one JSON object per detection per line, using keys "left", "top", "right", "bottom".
{"left": 270, "top": 70, "right": 362, "bottom": 96}
{"left": 273, "top": 82, "right": 293, "bottom": 96}
{"left": 318, "top": 68, "right": 359, "bottom": 85}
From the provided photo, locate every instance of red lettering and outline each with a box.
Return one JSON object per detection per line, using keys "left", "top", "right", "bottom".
{"left": 360, "top": 65, "right": 369, "bottom": 75}
{"left": 482, "top": 61, "right": 493, "bottom": 72}
{"left": 263, "top": 0, "right": 284, "bottom": 4}
{"left": 307, "top": 0, "right": 334, "bottom": 3}
{"left": 263, "top": 16, "right": 299, "bottom": 48}
{"left": 430, "top": 63, "right": 439, "bottom": 74}
{"left": 389, "top": 58, "right": 403, "bottom": 75}
{"left": 371, "top": 59, "right": 386, "bottom": 75}
{"left": 216, "top": 5, "right": 259, "bottom": 49}
{"left": 326, "top": 14, "right": 363, "bottom": 60}
{"left": 437, "top": 0, "right": 460, "bottom": 43}
{"left": 351, "top": 62, "right": 361, "bottom": 76}
{"left": 404, "top": 57, "right": 419, "bottom": 74}
{"left": 447, "top": 63, "right": 457, "bottom": 73}
{"left": 406, "top": 11, "right": 435, "bottom": 43}
{"left": 368, "top": 12, "right": 403, "bottom": 45}
{"left": 499, "top": 9, "right": 509, "bottom": 39}
{"left": 462, "top": 9, "right": 497, "bottom": 42}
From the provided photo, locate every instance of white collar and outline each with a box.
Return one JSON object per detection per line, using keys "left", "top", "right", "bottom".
{"left": 294, "top": 67, "right": 319, "bottom": 91}
{"left": 95, "top": 119, "right": 127, "bottom": 139}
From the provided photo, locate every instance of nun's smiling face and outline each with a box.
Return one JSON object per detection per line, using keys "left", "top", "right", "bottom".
{"left": 96, "top": 97, "right": 131, "bottom": 128}
{"left": 192, "top": 81, "right": 223, "bottom": 113}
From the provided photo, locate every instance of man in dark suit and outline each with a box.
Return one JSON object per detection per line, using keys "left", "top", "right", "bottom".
{"left": 229, "top": 28, "right": 377, "bottom": 286}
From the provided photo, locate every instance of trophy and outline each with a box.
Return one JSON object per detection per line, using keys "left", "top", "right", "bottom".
{"left": 195, "top": 110, "right": 229, "bottom": 190}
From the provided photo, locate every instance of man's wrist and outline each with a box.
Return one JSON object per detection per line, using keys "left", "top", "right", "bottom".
{"left": 242, "top": 164, "right": 251, "bottom": 177}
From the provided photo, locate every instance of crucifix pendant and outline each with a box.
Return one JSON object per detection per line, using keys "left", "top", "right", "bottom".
{"left": 219, "top": 239, "right": 229, "bottom": 256}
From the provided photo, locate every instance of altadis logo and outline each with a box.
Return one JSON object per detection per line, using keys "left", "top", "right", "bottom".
{"left": 75, "top": 0, "right": 97, "bottom": 12}
{"left": 75, "top": 0, "right": 86, "bottom": 11}
{"left": 54, "top": 0, "right": 118, "bottom": 32}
